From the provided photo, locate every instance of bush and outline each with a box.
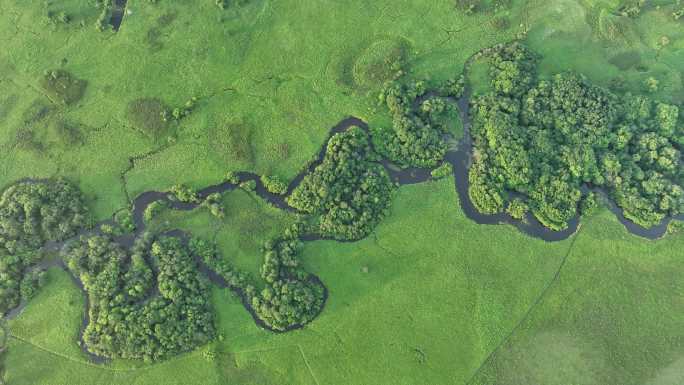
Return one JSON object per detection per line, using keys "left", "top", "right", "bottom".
{"left": 40, "top": 70, "right": 87, "bottom": 105}
{"left": 127, "top": 98, "right": 171, "bottom": 139}
{"left": 170, "top": 184, "right": 199, "bottom": 203}
{"left": 202, "top": 193, "right": 225, "bottom": 219}
{"left": 506, "top": 198, "right": 529, "bottom": 220}
{"left": 431, "top": 163, "right": 453, "bottom": 180}
{"left": 144, "top": 200, "right": 167, "bottom": 222}
{"left": 240, "top": 180, "right": 256, "bottom": 191}
{"left": 261, "top": 175, "right": 288, "bottom": 195}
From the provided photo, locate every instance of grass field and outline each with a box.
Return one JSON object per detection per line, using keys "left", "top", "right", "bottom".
{"left": 2, "top": 0, "right": 684, "bottom": 384}
{"left": 471, "top": 208, "right": 684, "bottom": 385}
{"left": 4, "top": 178, "right": 574, "bottom": 384}
{"left": 0, "top": 0, "right": 521, "bottom": 221}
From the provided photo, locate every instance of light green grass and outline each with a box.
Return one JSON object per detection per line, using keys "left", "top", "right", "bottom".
{"left": 5, "top": 177, "right": 576, "bottom": 384}
{"left": 7, "top": 267, "right": 85, "bottom": 361}
{"left": 0, "top": 0, "right": 521, "bottom": 221}
{"left": 3, "top": 1, "right": 683, "bottom": 384}
{"left": 471, "top": 207, "right": 684, "bottom": 385}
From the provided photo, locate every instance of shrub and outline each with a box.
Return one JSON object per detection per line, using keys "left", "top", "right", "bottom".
{"left": 40, "top": 70, "right": 87, "bottom": 105}
{"left": 261, "top": 175, "right": 288, "bottom": 195}
{"left": 127, "top": 98, "right": 171, "bottom": 139}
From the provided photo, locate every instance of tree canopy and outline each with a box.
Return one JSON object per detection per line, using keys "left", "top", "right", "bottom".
{"left": 468, "top": 43, "right": 684, "bottom": 230}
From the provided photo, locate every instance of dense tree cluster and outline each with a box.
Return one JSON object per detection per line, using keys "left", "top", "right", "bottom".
{"left": 469, "top": 43, "right": 684, "bottom": 229}
{"left": 374, "top": 80, "right": 452, "bottom": 168}
{"left": 288, "top": 127, "right": 394, "bottom": 240}
{"left": 260, "top": 175, "right": 288, "bottom": 195}
{"left": 0, "top": 179, "right": 90, "bottom": 314}
{"left": 64, "top": 235, "right": 215, "bottom": 361}
{"left": 253, "top": 225, "right": 325, "bottom": 331}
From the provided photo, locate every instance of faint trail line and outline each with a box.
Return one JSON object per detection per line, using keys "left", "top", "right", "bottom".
{"left": 10, "top": 335, "right": 202, "bottom": 373}
{"left": 10, "top": 335, "right": 115, "bottom": 371}
{"left": 464, "top": 226, "right": 583, "bottom": 385}
{"left": 298, "top": 344, "right": 321, "bottom": 385}
{"left": 12, "top": 335, "right": 319, "bottom": 375}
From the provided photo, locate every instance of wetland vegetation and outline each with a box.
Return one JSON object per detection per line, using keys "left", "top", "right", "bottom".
{"left": 1, "top": 0, "right": 683, "bottom": 384}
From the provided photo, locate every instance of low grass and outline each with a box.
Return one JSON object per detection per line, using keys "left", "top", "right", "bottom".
{"left": 7, "top": 267, "right": 85, "bottom": 361}
{"left": 471, "top": 207, "right": 684, "bottom": 385}
{"left": 524, "top": 0, "right": 684, "bottom": 102}
{"left": 0, "top": 0, "right": 521, "bottom": 223}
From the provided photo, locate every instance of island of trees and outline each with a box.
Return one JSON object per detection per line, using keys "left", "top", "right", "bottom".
{"left": 468, "top": 43, "right": 684, "bottom": 230}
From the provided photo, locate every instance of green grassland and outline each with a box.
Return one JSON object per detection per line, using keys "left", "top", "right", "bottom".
{"left": 471, "top": 208, "right": 684, "bottom": 385}
{"left": 0, "top": 0, "right": 521, "bottom": 221}
{"left": 5, "top": 177, "right": 683, "bottom": 384}
{"left": 2, "top": 0, "right": 684, "bottom": 384}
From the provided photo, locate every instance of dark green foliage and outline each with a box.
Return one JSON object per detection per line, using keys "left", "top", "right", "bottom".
{"left": 252, "top": 237, "right": 325, "bottom": 331}
{"left": 260, "top": 175, "right": 287, "bottom": 195}
{"left": 0, "top": 179, "right": 90, "bottom": 314}
{"left": 64, "top": 235, "right": 215, "bottom": 361}
{"left": 114, "top": 209, "right": 135, "bottom": 233}
{"left": 127, "top": 98, "right": 171, "bottom": 139}
{"left": 488, "top": 42, "right": 537, "bottom": 97}
{"left": 430, "top": 162, "right": 453, "bottom": 179}
{"left": 288, "top": 127, "right": 394, "bottom": 240}
{"left": 40, "top": 70, "right": 87, "bottom": 105}
{"left": 374, "top": 79, "right": 450, "bottom": 168}
{"left": 468, "top": 43, "right": 684, "bottom": 230}
{"left": 19, "top": 268, "right": 46, "bottom": 300}
{"left": 0, "top": 179, "right": 90, "bottom": 254}
{"left": 440, "top": 75, "right": 466, "bottom": 98}
{"left": 580, "top": 192, "right": 598, "bottom": 216}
